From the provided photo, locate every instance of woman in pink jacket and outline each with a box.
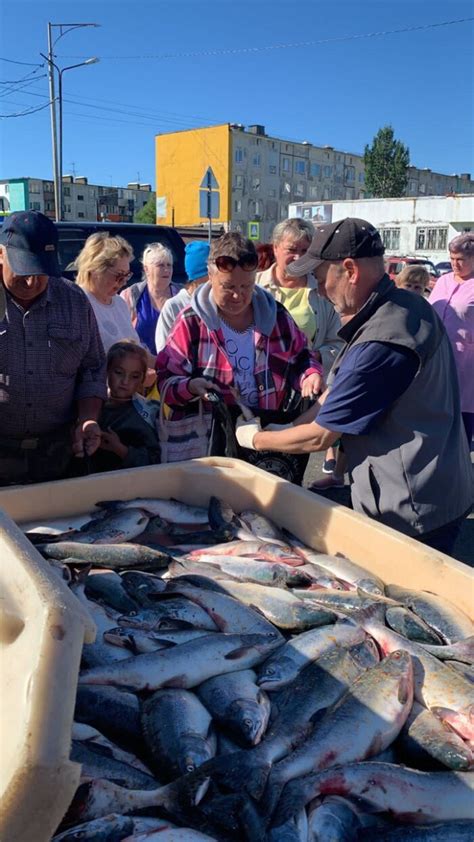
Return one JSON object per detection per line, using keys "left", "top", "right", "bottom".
{"left": 429, "top": 232, "right": 474, "bottom": 447}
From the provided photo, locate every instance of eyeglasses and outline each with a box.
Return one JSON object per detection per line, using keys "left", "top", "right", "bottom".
{"left": 106, "top": 268, "right": 133, "bottom": 283}
{"left": 214, "top": 254, "right": 259, "bottom": 273}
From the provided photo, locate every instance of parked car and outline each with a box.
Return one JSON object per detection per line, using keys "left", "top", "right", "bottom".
{"left": 435, "top": 261, "right": 452, "bottom": 276}
{"left": 53, "top": 221, "right": 187, "bottom": 287}
{"left": 385, "top": 256, "right": 439, "bottom": 290}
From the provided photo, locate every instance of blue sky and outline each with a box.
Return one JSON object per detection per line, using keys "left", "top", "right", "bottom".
{"left": 1, "top": 0, "right": 473, "bottom": 188}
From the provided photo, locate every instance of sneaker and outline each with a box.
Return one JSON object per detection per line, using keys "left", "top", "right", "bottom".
{"left": 308, "top": 475, "right": 346, "bottom": 491}
{"left": 322, "top": 458, "right": 336, "bottom": 474}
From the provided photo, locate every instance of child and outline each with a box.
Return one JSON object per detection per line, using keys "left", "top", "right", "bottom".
{"left": 92, "top": 340, "right": 160, "bottom": 473}
{"left": 395, "top": 265, "right": 430, "bottom": 296}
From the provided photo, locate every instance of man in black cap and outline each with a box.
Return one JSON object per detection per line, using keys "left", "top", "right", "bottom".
{"left": 237, "top": 217, "right": 472, "bottom": 555}
{"left": 0, "top": 210, "right": 107, "bottom": 485}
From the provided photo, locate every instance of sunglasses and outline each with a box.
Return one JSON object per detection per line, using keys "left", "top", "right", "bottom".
{"left": 214, "top": 254, "right": 258, "bottom": 273}
{"left": 106, "top": 268, "right": 133, "bottom": 283}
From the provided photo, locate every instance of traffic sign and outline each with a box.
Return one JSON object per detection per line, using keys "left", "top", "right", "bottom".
{"left": 248, "top": 221, "right": 260, "bottom": 240}
{"left": 200, "top": 167, "right": 219, "bottom": 190}
{"left": 199, "top": 190, "right": 220, "bottom": 218}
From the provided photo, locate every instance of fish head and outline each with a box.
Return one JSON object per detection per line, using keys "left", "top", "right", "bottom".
{"left": 256, "top": 654, "right": 294, "bottom": 689}
{"left": 358, "top": 578, "right": 384, "bottom": 596}
{"left": 227, "top": 698, "right": 270, "bottom": 746}
{"left": 178, "top": 735, "right": 217, "bottom": 776}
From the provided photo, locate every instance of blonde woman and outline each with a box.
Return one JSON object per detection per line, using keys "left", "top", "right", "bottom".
{"left": 121, "top": 243, "right": 180, "bottom": 354}
{"left": 75, "top": 232, "right": 140, "bottom": 353}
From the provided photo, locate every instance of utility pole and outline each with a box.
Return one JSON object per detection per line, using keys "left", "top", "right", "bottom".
{"left": 47, "top": 23, "right": 60, "bottom": 221}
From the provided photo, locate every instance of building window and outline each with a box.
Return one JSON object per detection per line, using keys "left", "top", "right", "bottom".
{"left": 419, "top": 183, "right": 426, "bottom": 194}
{"left": 234, "top": 174, "right": 244, "bottom": 189}
{"left": 295, "top": 160, "right": 306, "bottom": 175}
{"left": 358, "top": 172, "right": 365, "bottom": 183}
{"left": 381, "top": 228, "right": 401, "bottom": 250}
{"left": 252, "top": 153, "right": 261, "bottom": 167}
{"left": 309, "top": 185, "right": 319, "bottom": 199}
{"left": 295, "top": 182, "right": 305, "bottom": 197}
{"left": 323, "top": 166, "right": 332, "bottom": 178}
{"left": 282, "top": 181, "right": 291, "bottom": 195}
{"left": 251, "top": 177, "right": 260, "bottom": 190}
{"left": 29, "top": 201, "right": 41, "bottom": 210}
{"left": 416, "top": 227, "right": 448, "bottom": 251}
{"left": 344, "top": 166, "right": 355, "bottom": 182}
{"left": 234, "top": 199, "right": 242, "bottom": 213}
{"left": 269, "top": 164, "right": 277, "bottom": 175}
{"left": 280, "top": 204, "right": 288, "bottom": 218}
{"left": 310, "top": 163, "right": 321, "bottom": 177}
{"left": 235, "top": 147, "right": 243, "bottom": 163}
{"left": 29, "top": 182, "right": 41, "bottom": 193}
{"left": 268, "top": 188, "right": 276, "bottom": 198}
{"left": 63, "top": 186, "right": 71, "bottom": 197}
{"left": 77, "top": 194, "right": 84, "bottom": 201}
{"left": 78, "top": 212, "right": 85, "bottom": 218}
{"left": 65, "top": 204, "right": 71, "bottom": 213}
{"left": 282, "top": 157, "right": 290, "bottom": 173}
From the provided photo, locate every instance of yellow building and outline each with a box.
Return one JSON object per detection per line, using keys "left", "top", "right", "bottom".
{"left": 155, "top": 124, "right": 231, "bottom": 230}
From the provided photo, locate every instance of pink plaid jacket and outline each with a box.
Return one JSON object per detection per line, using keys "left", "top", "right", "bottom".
{"left": 155, "top": 284, "right": 322, "bottom": 416}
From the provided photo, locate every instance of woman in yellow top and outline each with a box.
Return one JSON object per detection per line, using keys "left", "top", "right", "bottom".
{"left": 257, "top": 218, "right": 343, "bottom": 478}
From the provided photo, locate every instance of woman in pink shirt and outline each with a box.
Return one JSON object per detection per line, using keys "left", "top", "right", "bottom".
{"left": 429, "top": 232, "right": 474, "bottom": 446}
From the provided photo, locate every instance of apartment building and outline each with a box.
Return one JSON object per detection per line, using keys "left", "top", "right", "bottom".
{"left": 0, "top": 177, "right": 155, "bottom": 222}
{"left": 155, "top": 123, "right": 473, "bottom": 242}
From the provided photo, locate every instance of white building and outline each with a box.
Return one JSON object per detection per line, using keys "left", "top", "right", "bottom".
{"left": 288, "top": 195, "right": 474, "bottom": 264}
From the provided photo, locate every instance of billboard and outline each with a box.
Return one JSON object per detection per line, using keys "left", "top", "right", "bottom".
{"left": 289, "top": 203, "right": 333, "bottom": 224}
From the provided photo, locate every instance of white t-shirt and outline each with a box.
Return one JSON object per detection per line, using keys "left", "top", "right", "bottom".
{"left": 85, "top": 291, "right": 140, "bottom": 353}
{"left": 220, "top": 320, "right": 259, "bottom": 408}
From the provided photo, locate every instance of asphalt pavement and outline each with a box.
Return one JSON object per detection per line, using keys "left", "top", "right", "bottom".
{"left": 303, "top": 452, "right": 474, "bottom": 567}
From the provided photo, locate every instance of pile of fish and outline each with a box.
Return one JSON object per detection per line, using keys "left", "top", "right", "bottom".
{"left": 20, "top": 495, "right": 474, "bottom": 841}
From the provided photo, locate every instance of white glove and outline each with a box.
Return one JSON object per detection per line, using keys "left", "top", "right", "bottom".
{"left": 236, "top": 415, "right": 262, "bottom": 450}
{"left": 264, "top": 422, "right": 295, "bottom": 432}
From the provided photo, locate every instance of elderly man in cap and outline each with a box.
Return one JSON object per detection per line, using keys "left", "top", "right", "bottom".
{"left": 236, "top": 217, "right": 473, "bottom": 555}
{"left": 0, "top": 210, "right": 107, "bottom": 485}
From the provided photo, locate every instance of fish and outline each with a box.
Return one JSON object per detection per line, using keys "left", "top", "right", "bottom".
{"left": 63, "top": 508, "right": 150, "bottom": 545}
{"left": 398, "top": 701, "right": 474, "bottom": 771}
{"left": 386, "top": 605, "right": 445, "bottom": 645}
{"left": 446, "top": 661, "right": 474, "bottom": 684}
{"left": 352, "top": 604, "right": 474, "bottom": 742}
{"left": 104, "top": 627, "right": 214, "bottom": 655}
{"left": 21, "top": 510, "right": 101, "bottom": 536}
{"left": 141, "top": 688, "right": 216, "bottom": 781}
{"left": 238, "top": 510, "right": 287, "bottom": 546}
{"left": 194, "top": 579, "right": 337, "bottom": 631}
{"left": 385, "top": 585, "right": 474, "bottom": 643}
{"left": 267, "top": 808, "right": 308, "bottom": 842}
{"left": 84, "top": 570, "right": 139, "bottom": 614}
{"left": 164, "top": 579, "right": 284, "bottom": 638}
{"left": 256, "top": 619, "right": 367, "bottom": 689}
{"left": 291, "top": 587, "right": 398, "bottom": 611}
{"left": 119, "top": 570, "right": 167, "bottom": 606}
{"left": 69, "top": 574, "right": 130, "bottom": 668}
{"left": 78, "top": 632, "right": 282, "bottom": 692}
{"left": 52, "top": 813, "right": 135, "bottom": 841}
{"left": 288, "top": 542, "right": 385, "bottom": 594}
{"left": 208, "top": 495, "right": 253, "bottom": 540}
{"left": 96, "top": 497, "right": 210, "bottom": 524}
{"left": 123, "top": 830, "right": 219, "bottom": 842}
{"left": 189, "top": 540, "right": 304, "bottom": 565}
{"left": 70, "top": 739, "right": 157, "bottom": 789}
{"left": 362, "top": 820, "right": 474, "bottom": 840}
{"left": 169, "top": 557, "right": 313, "bottom": 588}
{"left": 71, "top": 722, "right": 153, "bottom": 775}
{"left": 38, "top": 543, "right": 173, "bottom": 569}
{"left": 74, "top": 686, "right": 143, "bottom": 752}
{"left": 264, "top": 650, "right": 414, "bottom": 818}
{"left": 118, "top": 598, "right": 219, "bottom": 633}
{"left": 272, "top": 762, "right": 474, "bottom": 827}
{"left": 306, "top": 795, "right": 362, "bottom": 841}
{"left": 197, "top": 669, "right": 271, "bottom": 746}
{"left": 417, "top": 636, "right": 474, "bottom": 665}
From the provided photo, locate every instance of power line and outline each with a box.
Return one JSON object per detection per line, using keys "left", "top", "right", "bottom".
{"left": 0, "top": 56, "right": 44, "bottom": 67}
{"left": 0, "top": 101, "right": 51, "bottom": 118}
{"left": 55, "top": 17, "right": 474, "bottom": 60}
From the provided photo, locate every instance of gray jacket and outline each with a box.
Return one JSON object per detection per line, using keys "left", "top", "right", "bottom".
{"left": 257, "top": 264, "right": 343, "bottom": 376}
{"left": 328, "top": 275, "right": 473, "bottom": 537}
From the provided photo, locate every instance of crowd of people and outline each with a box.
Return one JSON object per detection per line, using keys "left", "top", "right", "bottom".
{"left": 0, "top": 209, "right": 472, "bottom": 556}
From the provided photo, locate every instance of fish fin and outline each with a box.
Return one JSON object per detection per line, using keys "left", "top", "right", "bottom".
{"left": 345, "top": 602, "right": 387, "bottom": 627}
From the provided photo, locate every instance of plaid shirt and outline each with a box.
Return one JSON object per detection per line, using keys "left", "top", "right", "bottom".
{"left": 156, "top": 300, "right": 322, "bottom": 415}
{"left": 0, "top": 277, "right": 107, "bottom": 437}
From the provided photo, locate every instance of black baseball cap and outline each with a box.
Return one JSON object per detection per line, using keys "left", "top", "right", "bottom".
{"left": 287, "top": 217, "right": 385, "bottom": 277}
{"left": 0, "top": 211, "right": 60, "bottom": 276}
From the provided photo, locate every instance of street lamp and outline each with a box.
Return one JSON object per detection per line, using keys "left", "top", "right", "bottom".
{"left": 44, "top": 22, "right": 99, "bottom": 220}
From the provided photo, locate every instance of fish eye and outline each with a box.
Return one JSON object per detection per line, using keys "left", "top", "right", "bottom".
{"left": 244, "top": 718, "right": 253, "bottom": 727}
{"left": 265, "top": 666, "right": 275, "bottom": 675}
{"left": 186, "top": 763, "right": 195, "bottom": 773}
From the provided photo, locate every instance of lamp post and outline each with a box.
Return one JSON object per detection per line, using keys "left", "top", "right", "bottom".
{"left": 44, "top": 22, "right": 99, "bottom": 221}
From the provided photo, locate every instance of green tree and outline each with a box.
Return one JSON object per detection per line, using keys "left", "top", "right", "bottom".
{"left": 134, "top": 195, "right": 156, "bottom": 223}
{"left": 364, "top": 126, "right": 409, "bottom": 197}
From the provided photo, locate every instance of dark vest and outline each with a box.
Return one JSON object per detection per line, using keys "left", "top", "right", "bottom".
{"left": 327, "top": 275, "right": 473, "bottom": 536}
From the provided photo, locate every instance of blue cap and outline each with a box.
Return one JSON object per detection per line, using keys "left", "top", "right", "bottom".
{"left": 185, "top": 240, "right": 210, "bottom": 281}
{"left": 0, "top": 211, "right": 60, "bottom": 276}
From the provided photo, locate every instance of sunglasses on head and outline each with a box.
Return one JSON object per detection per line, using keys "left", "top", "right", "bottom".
{"left": 214, "top": 253, "right": 258, "bottom": 273}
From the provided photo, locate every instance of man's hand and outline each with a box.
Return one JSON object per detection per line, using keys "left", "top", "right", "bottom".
{"left": 73, "top": 419, "right": 101, "bottom": 457}
{"left": 100, "top": 428, "right": 128, "bottom": 460}
{"left": 236, "top": 415, "right": 262, "bottom": 450}
{"left": 301, "top": 372, "right": 324, "bottom": 398}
